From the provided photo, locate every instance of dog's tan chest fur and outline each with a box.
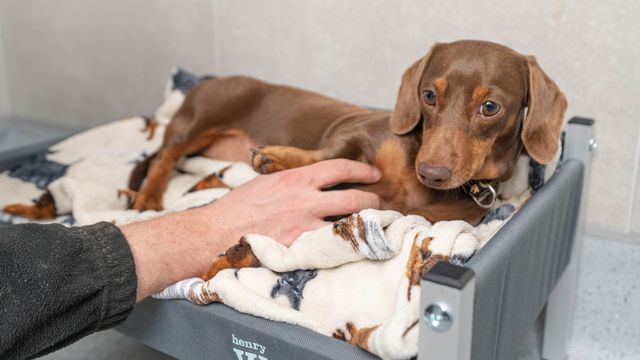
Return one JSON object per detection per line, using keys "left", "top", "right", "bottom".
{"left": 363, "top": 137, "right": 430, "bottom": 212}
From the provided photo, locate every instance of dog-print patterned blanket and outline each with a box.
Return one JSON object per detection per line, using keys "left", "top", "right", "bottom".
{"left": 0, "top": 69, "right": 560, "bottom": 359}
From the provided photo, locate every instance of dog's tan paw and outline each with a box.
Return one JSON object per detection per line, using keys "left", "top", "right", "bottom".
{"left": 250, "top": 147, "right": 286, "bottom": 174}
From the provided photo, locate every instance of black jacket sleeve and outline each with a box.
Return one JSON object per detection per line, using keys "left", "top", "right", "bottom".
{"left": 0, "top": 222, "right": 137, "bottom": 360}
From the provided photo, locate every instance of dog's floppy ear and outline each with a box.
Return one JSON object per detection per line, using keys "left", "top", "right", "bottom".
{"left": 390, "top": 48, "right": 434, "bottom": 135}
{"left": 522, "top": 56, "right": 568, "bottom": 164}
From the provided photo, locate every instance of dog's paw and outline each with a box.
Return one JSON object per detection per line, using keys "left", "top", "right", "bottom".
{"left": 250, "top": 147, "right": 285, "bottom": 174}
{"left": 131, "top": 193, "right": 164, "bottom": 212}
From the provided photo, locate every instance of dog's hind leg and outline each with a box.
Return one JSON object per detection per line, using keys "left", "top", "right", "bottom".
{"left": 132, "top": 129, "right": 244, "bottom": 211}
{"left": 128, "top": 152, "right": 157, "bottom": 192}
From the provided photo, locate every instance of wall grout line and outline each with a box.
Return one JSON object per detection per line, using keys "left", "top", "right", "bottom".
{"left": 0, "top": 16, "right": 12, "bottom": 119}
{"left": 624, "top": 120, "right": 640, "bottom": 233}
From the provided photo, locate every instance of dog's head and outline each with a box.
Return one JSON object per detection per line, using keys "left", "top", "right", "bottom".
{"left": 390, "top": 40, "right": 567, "bottom": 190}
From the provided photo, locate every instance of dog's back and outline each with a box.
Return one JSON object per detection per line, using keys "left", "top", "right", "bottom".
{"left": 164, "top": 76, "right": 373, "bottom": 151}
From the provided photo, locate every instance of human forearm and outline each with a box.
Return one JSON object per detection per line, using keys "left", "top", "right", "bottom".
{"left": 120, "top": 205, "right": 242, "bottom": 302}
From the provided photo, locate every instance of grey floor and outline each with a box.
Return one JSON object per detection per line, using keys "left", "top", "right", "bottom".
{"left": 3, "top": 120, "right": 640, "bottom": 360}
{"left": 566, "top": 236, "right": 640, "bottom": 360}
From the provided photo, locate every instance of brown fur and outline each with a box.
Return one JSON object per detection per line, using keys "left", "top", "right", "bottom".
{"left": 251, "top": 146, "right": 324, "bottom": 174}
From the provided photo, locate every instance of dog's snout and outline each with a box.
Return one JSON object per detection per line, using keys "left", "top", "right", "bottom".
{"left": 418, "top": 162, "right": 452, "bottom": 187}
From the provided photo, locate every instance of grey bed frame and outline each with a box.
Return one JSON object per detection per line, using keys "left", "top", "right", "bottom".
{"left": 0, "top": 118, "right": 594, "bottom": 360}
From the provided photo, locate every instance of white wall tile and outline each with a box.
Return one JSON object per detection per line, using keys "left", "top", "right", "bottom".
{"left": 631, "top": 123, "right": 640, "bottom": 234}
{"left": 0, "top": 19, "right": 10, "bottom": 119}
{"left": 0, "top": 0, "right": 216, "bottom": 129}
{"left": 553, "top": 0, "right": 640, "bottom": 232}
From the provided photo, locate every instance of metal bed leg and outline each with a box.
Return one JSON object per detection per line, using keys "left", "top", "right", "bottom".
{"left": 419, "top": 262, "right": 475, "bottom": 360}
{"left": 542, "top": 117, "right": 595, "bottom": 360}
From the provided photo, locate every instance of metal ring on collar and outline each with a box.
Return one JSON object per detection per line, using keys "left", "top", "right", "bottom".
{"left": 471, "top": 182, "right": 497, "bottom": 209}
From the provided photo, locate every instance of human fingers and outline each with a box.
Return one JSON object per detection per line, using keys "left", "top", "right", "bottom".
{"left": 295, "top": 159, "right": 381, "bottom": 189}
{"left": 314, "top": 189, "right": 381, "bottom": 217}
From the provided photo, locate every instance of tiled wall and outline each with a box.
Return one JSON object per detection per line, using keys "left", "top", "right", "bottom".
{"left": 0, "top": 0, "right": 639, "bottom": 239}
{"left": 0, "top": 0, "right": 216, "bottom": 128}
{"left": 0, "top": 21, "right": 9, "bottom": 118}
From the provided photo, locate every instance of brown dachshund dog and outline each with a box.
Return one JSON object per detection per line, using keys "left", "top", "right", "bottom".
{"left": 3, "top": 40, "right": 567, "bottom": 225}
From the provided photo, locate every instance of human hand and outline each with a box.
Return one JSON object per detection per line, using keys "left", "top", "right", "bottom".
{"left": 207, "top": 159, "right": 382, "bottom": 246}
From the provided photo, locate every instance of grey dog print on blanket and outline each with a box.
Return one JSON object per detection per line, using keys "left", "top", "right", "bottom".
{"left": 7, "top": 152, "right": 71, "bottom": 190}
{"left": 270, "top": 270, "right": 318, "bottom": 310}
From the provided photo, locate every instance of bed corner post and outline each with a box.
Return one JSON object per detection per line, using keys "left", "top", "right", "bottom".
{"left": 541, "top": 117, "right": 595, "bottom": 360}
{"left": 418, "top": 261, "right": 475, "bottom": 360}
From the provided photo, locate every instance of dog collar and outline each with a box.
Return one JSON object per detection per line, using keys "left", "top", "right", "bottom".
{"left": 464, "top": 180, "right": 498, "bottom": 209}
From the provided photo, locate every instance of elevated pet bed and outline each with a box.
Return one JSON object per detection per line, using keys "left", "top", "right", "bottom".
{"left": 0, "top": 69, "right": 594, "bottom": 360}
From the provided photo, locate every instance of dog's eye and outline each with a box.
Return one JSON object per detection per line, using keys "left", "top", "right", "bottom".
{"left": 481, "top": 101, "right": 500, "bottom": 116}
{"left": 423, "top": 90, "right": 436, "bottom": 106}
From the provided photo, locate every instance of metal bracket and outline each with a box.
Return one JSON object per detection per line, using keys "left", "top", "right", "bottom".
{"left": 419, "top": 262, "right": 475, "bottom": 360}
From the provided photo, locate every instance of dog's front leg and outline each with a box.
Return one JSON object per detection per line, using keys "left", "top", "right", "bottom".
{"left": 251, "top": 136, "right": 364, "bottom": 174}
{"left": 251, "top": 146, "right": 324, "bottom": 174}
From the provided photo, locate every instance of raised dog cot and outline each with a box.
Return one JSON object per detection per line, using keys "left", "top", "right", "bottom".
{"left": 0, "top": 117, "right": 594, "bottom": 360}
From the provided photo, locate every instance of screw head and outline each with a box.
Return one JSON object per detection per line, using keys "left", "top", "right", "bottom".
{"left": 424, "top": 304, "right": 453, "bottom": 332}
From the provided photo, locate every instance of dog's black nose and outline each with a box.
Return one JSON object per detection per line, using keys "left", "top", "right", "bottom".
{"left": 418, "top": 163, "right": 452, "bottom": 186}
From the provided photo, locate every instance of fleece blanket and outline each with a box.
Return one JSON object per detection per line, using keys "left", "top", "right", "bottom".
{"left": 0, "top": 69, "right": 559, "bottom": 359}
